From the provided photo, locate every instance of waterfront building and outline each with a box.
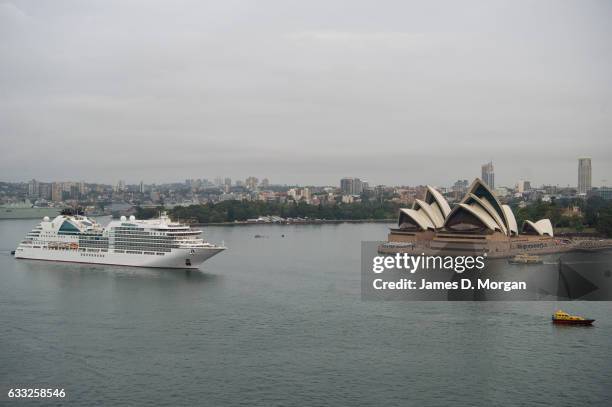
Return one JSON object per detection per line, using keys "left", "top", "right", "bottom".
{"left": 481, "top": 162, "right": 495, "bottom": 189}
{"left": 385, "top": 179, "right": 561, "bottom": 258}
{"left": 578, "top": 157, "right": 592, "bottom": 194}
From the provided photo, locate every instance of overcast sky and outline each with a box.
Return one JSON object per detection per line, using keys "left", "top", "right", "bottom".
{"left": 1, "top": 0, "right": 610, "bottom": 187}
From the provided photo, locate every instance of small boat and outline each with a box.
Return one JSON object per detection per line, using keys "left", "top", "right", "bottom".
{"left": 552, "top": 310, "right": 594, "bottom": 325}
{"left": 508, "top": 253, "right": 543, "bottom": 264}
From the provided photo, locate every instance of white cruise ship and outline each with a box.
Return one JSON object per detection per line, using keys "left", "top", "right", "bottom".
{"left": 15, "top": 212, "right": 226, "bottom": 269}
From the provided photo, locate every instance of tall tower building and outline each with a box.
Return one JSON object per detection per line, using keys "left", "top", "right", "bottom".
{"left": 28, "top": 179, "right": 39, "bottom": 197}
{"left": 481, "top": 161, "right": 495, "bottom": 189}
{"left": 51, "top": 183, "right": 63, "bottom": 202}
{"left": 578, "top": 157, "right": 592, "bottom": 194}
{"left": 340, "top": 177, "right": 362, "bottom": 195}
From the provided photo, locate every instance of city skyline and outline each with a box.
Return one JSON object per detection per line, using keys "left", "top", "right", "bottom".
{"left": 2, "top": 156, "right": 605, "bottom": 190}
{"left": 1, "top": 1, "right": 611, "bottom": 186}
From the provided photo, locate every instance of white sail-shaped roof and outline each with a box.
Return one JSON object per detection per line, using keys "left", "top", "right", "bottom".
{"left": 393, "top": 179, "right": 552, "bottom": 238}
{"left": 398, "top": 208, "right": 435, "bottom": 230}
{"left": 460, "top": 203, "right": 503, "bottom": 231}
{"left": 535, "top": 219, "right": 553, "bottom": 236}
{"left": 502, "top": 205, "right": 518, "bottom": 236}
{"left": 522, "top": 219, "right": 553, "bottom": 236}
{"left": 462, "top": 178, "right": 510, "bottom": 233}
{"left": 413, "top": 199, "right": 445, "bottom": 229}
{"left": 444, "top": 202, "right": 503, "bottom": 232}
{"left": 428, "top": 201, "right": 446, "bottom": 226}
{"left": 466, "top": 193, "right": 508, "bottom": 235}
{"left": 425, "top": 186, "right": 451, "bottom": 218}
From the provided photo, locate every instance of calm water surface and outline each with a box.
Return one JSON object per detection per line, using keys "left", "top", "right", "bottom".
{"left": 1, "top": 218, "right": 611, "bottom": 406}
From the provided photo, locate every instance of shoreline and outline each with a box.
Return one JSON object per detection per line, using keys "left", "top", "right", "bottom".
{"left": 193, "top": 219, "right": 395, "bottom": 226}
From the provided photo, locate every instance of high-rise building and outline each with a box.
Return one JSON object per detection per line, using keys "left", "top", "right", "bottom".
{"left": 516, "top": 180, "right": 531, "bottom": 193}
{"left": 481, "top": 161, "right": 494, "bottom": 188}
{"left": 578, "top": 157, "right": 592, "bottom": 194}
{"left": 114, "top": 180, "right": 125, "bottom": 193}
{"left": 28, "top": 179, "right": 39, "bottom": 197}
{"left": 39, "top": 183, "right": 52, "bottom": 200}
{"left": 245, "top": 177, "right": 259, "bottom": 190}
{"left": 51, "top": 183, "right": 63, "bottom": 202}
{"left": 340, "top": 177, "right": 363, "bottom": 195}
{"left": 69, "top": 184, "right": 80, "bottom": 199}
{"left": 260, "top": 178, "right": 270, "bottom": 188}
{"left": 79, "top": 181, "right": 87, "bottom": 196}
{"left": 452, "top": 179, "right": 469, "bottom": 194}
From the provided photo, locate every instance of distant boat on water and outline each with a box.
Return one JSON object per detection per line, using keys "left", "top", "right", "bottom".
{"left": 508, "top": 253, "right": 543, "bottom": 264}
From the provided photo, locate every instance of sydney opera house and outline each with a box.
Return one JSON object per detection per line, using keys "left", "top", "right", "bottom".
{"left": 384, "top": 179, "right": 566, "bottom": 258}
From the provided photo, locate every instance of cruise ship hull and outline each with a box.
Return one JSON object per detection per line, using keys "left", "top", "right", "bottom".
{"left": 15, "top": 247, "right": 225, "bottom": 269}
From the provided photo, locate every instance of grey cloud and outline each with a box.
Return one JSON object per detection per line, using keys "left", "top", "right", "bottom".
{"left": 0, "top": 0, "right": 610, "bottom": 186}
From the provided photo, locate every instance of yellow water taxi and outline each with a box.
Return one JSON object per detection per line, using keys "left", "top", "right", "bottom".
{"left": 552, "top": 310, "right": 594, "bottom": 325}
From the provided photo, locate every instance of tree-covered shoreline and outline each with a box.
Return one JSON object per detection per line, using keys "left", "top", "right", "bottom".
{"left": 135, "top": 196, "right": 612, "bottom": 237}
{"left": 510, "top": 196, "right": 612, "bottom": 237}
{"left": 136, "top": 200, "right": 401, "bottom": 224}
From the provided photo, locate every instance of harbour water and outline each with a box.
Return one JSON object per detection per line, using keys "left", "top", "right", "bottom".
{"left": 1, "top": 218, "right": 612, "bottom": 405}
